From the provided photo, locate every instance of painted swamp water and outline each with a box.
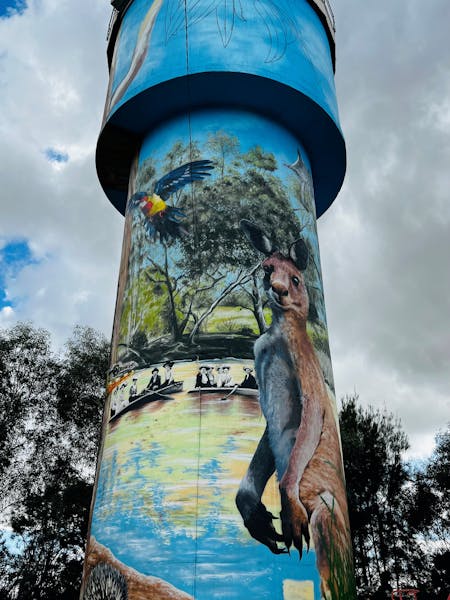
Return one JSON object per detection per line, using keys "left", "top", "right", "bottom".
{"left": 92, "top": 359, "right": 320, "bottom": 599}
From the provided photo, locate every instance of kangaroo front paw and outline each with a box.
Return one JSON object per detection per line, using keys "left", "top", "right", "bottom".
{"left": 280, "top": 486, "right": 310, "bottom": 557}
{"left": 236, "top": 491, "right": 287, "bottom": 554}
{"left": 246, "top": 501, "right": 288, "bottom": 555}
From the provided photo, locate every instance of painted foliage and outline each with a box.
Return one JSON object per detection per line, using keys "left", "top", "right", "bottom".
{"left": 83, "top": 112, "right": 354, "bottom": 600}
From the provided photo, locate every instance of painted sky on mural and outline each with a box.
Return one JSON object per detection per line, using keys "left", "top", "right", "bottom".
{"left": 108, "top": 0, "right": 338, "bottom": 123}
{"left": 0, "top": 0, "right": 449, "bottom": 459}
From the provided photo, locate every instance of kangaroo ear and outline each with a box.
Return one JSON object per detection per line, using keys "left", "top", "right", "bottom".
{"left": 289, "top": 238, "right": 309, "bottom": 271}
{"left": 240, "top": 220, "right": 275, "bottom": 256}
{"left": 308, "top": 300, "right": 319, "bottom": 323}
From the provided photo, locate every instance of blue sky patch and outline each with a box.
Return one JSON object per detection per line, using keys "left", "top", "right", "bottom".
{"left": 0, "top": 240, "right": 35, "bottom": 309}
{"left": 44, "top": 148, "right": 69, "bottom": 164}
{"left": 0, "top": 0, "right": 27, "bottom": 18}
{"left": 0, "top": 530, "right": 24, "bottom": 554}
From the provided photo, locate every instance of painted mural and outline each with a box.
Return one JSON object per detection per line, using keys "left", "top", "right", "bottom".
{"left": 82, "top": 112, "right": 354, "bottom": 600}
{"left": 104, "top": 0, "right": 337, "bottom": 124}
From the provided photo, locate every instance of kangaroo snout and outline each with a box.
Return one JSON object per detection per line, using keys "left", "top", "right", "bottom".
{"left": 271, "top": 281, "right": 289, "bottom": 298}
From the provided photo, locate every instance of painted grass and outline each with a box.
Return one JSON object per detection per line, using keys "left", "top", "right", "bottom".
{"left": 316, "top": 495, "right": 356, "bottom": 600}
{"left": 204, "top": 306, "right": 330, "bottom": 355}
{"left": 202, "top": 305, "right": 270, "bottom": 334}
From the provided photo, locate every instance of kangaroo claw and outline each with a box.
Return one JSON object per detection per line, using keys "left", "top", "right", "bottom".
{"left": 244, "top": 501, "right": 287, "bottom": 554}
{"left": 280, "top": 487, "right": 310, "bottom": 559}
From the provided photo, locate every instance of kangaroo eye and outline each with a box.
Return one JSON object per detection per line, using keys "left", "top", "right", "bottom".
{"left": 263, "top": 265, "right": 273, "bottom": 275}
{"left": 292, "top": 276, "right": 300, "bottom": 287}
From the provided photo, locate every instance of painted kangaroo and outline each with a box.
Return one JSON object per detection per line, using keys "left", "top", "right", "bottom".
{"left": 236, "top": 220, "right": 353, "bottom": 599}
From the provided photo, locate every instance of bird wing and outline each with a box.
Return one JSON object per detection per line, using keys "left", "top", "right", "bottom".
{"left": 154, "top": 160, "right": 214, "bottom": 198}
{"left": 143, "top": 218, "right": 157, "bottom": 239}
{"left": 165, "top": 206, "right": 186, "bottom": 222}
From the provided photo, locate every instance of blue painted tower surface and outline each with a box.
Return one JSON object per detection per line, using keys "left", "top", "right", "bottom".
{"left": 82, "top": 2, "right": 355, "bottom": 599}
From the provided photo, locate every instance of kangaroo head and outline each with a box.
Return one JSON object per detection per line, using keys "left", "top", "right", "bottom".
{"left": 262, "top": 250, "right": 309, "bottom": 318}
{"left": 240, "top": 219, "right": 309, "bottom": 319}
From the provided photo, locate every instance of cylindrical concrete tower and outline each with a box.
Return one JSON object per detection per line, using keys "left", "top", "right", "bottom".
{"left": 82, "top": 2, "right": 355, "bottom": 599}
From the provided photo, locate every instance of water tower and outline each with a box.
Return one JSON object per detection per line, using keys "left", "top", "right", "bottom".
{"left": 81, "top": 1, "right": 355, "bottom": 598}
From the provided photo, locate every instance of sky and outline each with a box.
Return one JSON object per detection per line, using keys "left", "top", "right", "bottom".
{"left": 0, "top": 0, "right": 448, "bottom": 460}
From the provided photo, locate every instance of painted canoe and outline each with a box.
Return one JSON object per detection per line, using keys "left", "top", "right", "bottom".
{"left": 187, "top": 386, "right": 259, "bottom": 397}
{"left": 109, "top": 381, "right": 184, "bottom": 422}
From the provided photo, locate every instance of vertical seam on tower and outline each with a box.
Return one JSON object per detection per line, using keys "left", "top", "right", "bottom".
{"left": 183, "top": 2, "right": 201, "bottom": 597}
{"left": 183, "top": 0, "right": 199, "bottom": 272}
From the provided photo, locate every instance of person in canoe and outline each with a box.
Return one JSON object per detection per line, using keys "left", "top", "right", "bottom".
{"left": 195, "top": 366, "right": 211, "bottom": 388}
{"left": 147, "top": 368, "right": 161, "bottom": 391}
{"left": 128, "top": 377, "right": 138, "bottom": 402}
{"left": 163, "top": 361, "right": 175, "bottom": 386}
{"left": 113, "top": 381, "right": 129, "bottom": 411}
{"left": 110, "top": 387, "right": 119, "bottom": 416}
{"left": 220, "top": 365, "right": 234, "bottom": 387}
{"left": 207, "top": 366, "right": 217, "bottom": 387}
{"left": 240, "top": 366, "right": 258, "bottom": 389}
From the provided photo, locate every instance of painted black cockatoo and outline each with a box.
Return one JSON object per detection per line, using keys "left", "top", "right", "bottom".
{"left": 128, "top": 159, "right": 214, "bottom": 242}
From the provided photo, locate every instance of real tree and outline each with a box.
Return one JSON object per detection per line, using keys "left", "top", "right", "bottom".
{"left": 0, "top": 323, "right": 108, "bottom": 599}
{"left": 1, "top": 326, "right": 449, "bottom": 598}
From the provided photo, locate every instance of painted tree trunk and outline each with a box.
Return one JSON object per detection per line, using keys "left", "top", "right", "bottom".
{"left": 82, "top": 1, "right": 354, "bottom": 599}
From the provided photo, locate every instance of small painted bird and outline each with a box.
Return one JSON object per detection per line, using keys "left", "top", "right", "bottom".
{"left": 128, "top": 159, "right": 214, "bottom": 242}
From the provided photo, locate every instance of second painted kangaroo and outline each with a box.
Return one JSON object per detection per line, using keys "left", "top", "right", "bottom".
{"left": 236, "top": 220, "right": 352, "bottom": 599}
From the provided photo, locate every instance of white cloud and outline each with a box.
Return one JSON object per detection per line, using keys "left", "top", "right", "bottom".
{"left": 0, "top": 306, "right": 15, "bottom": 327}
{"left": 319, "top": 0, "right": 450, "bottom": 457}
{"left": 0, "top": 0, "right": 123, "bottom": 347}
{"left": 4, "top": 248, "right": 118, "bottom": 348}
